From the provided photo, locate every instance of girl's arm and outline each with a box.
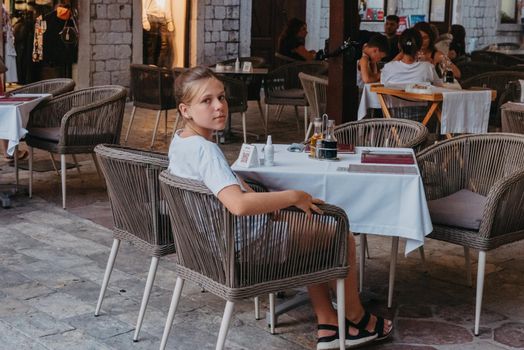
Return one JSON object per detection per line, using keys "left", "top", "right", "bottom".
{"left": 359, "top": 54, "right": 380, "bottom": 83}
{"left": 217, "top": 184, "right": 324, "bottom": 217}
{"left": 294, "top": 45, "right": 316, "bottom": 61}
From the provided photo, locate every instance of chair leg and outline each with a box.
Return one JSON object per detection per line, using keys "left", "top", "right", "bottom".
{"left": 474, "top": 251, "right": 486, "bottom": 336}
{"left": 388, "top": 236, "right": 399, "bottom": 308}
{"left": 303, "top": 106, "right": 308, "bottom": 140}
{"left": 254, "top": 296, "right": 260, "bottom": 320}
{"left": 216, "top": 301, "right": 235, "bottom": 350}
{"left": 28, "top": 147, "right": 33, "bottom": 198}
{"left": 72, "top": 154, "right": 81, "bottom": 174}
{"left": 264, "top": 103, "right": 269, "bottom": 136}
{"left": 294, "top": 106, "right": 301, "bottom": 131}
{"left": 159, "top": 277, "right": 185, "bottom": 350}
{"left": 269, "top": 292, "right": 276, "bottom": 334}
{"left": 242, "top": 112, "right": 247, "bottom": 144}
{"left": 49, "top": 152, "right": 59, "bottom": 176}
{"left": 164, "top": 110, "right": 168, "bottom": 139}
{"left": 124, "top": 106, "right": 137, "bottom": 145}
{"left": 359, "top": 234, "right": 366, "bottom": 292}
{"left": 92, "top": 154, "right": 103, "bottom": 181}
{"left": 95, "top": 239, "right": 120, "bottom": 316}
{"left": 304, "top": 122, "right": 313, "bottom": 143}
{"left": 257, "top": 100, "right": 264, "bottom": 121}
{"left": 418, "top": 246, "right": 427, "bottom": 272}
{"left": 336, "top": 279, "right": 346, "bottom": 350}
{"left": 133, "top": 256, "right": 159, "bottom": 342}
{"left": 61, "top": 154, "right": 66, "bottom": 209}
{"left": 14, "top": 145, "right": 19, "bottom": 190}
{"left": 275, "top": 105, "right": 284, "bottom": 121}
{"left": 151, "top": 110, "right": 162, "bottom": 149}
{"left": 464, "top": 246, "right": 472, "bottom": 287}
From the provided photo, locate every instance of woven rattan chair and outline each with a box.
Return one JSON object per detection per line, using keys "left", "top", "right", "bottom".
{"left": 158, "top": 171, "right": 349, "bottom": 350}
{"left": 501, "top": 103, "right": 524, "bottom": 134}
{"left": 7, "top": 78, "right": 75, "bottom": 97}
{"left": 417, "top": 133, "right": 524, "bottom": 335}
{"left": 334, "top": 118, "right": 428, "bottom": 305}
{"left": 299, "top": 72, "right": 328, "bottom": 142}
{"left": 125, "top": 64, "right": 180, "bottom": 148}
{"left": 25, "top": 86, "right": 127, "bottom": 209}
{"left": 471, "top": 50, "right": 524, "bottom": 66}
{"left": 274, "top": 52, "right": 297, "bottom": 67}
{"left": 461, "top": 71, "right": 524, "bottom": 128}
{"left": 455, "top": 62, "right": 507, "bottom": 82}
{"left": 264, "top": 61, "right": 328, "bottom": 138}
{"left": 217, "top": 57, "right": 267, "bottom": 119}
{"left": 93, "top": 144, "right": 174, "bottom": 342}
{"left": 218, "top": 75, "right": 251, "bottom": 143}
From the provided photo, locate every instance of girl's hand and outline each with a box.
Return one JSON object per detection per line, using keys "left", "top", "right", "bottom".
{"left": 291, "top": 190, "right": 324, "bottom": 217}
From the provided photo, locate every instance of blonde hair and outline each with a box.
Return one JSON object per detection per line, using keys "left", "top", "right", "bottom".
{"left": 174, "top": 66, "right": 222, "bottom": 115}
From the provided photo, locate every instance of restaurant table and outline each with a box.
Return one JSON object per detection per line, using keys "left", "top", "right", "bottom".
{"left": 369, "top": 84, "right": 496, "bottom": 139}
{"left": 0, "top": 93, "right": 51, "bottom": 208}
{"left": 232, "top": 144, "right": 433, "bottom": 312}
{"left": 501, "top": 102, "right": 524, "bottom": 133}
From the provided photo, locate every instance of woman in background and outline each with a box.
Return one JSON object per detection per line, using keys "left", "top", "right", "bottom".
{"left": 277, "top": 17, "right": 316, "bottom": 61}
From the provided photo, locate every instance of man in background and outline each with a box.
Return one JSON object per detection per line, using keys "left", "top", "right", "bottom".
{"left": 383, "top": 15, "right": 400, "bottom": 62}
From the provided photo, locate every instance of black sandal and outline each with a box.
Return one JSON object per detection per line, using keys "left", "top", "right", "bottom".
{"left": 348, "top": 311, "right": 393, "bottom": 341}
{"left": 345, "top": 316, "right": 378, "bottom": 348}
{"left": 316, "top": 324, "right": 340, "bottom": 350}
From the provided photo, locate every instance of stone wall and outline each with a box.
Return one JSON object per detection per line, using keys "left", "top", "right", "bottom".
{"left": 90, "top": 0, "right": 133, "bottom": 86}
{"left": 201, "top": 0, "right": 240, "bottom": 65}
{"left": 319, "top": 0, "right": 330, "bottom": 46}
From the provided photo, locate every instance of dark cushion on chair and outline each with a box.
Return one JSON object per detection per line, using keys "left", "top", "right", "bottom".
{"left": 28, "top": 127, "right": 61, "bottom": 142}
{"left": 270, "top": 88, "right": 305, "bottom": 99}
{"left": 428, "top": 189, "right": 487, "bottom": 230}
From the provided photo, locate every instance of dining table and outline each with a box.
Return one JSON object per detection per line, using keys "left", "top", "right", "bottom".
{"left": 232, "top": 143, "right": 433, "bottom": 313}
{"left": 0, "top": 93, "right": 51, "bottom": 208}
{"left": 367, "top": 83, "right": 496, "bottom": 139}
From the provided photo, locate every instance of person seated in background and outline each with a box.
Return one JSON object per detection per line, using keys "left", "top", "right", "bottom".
{"left": 381, "top": 28, "right": 442, "bottom": 86}
{"left": 357, "top": 34, "right": 389, "bottom": 88}
{"left": 411, "top": 22, "right": 461, "bottom": 79}
{"left": 383, "top": 15, "right": 400, "bottom": 62}
{"left": 448, "top": 24, "right": 467, "bottom": 62}
{"left": 277, "top": 17, "right": 316, "bottom": 61}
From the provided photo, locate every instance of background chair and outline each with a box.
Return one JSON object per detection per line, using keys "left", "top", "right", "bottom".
{"left": 94, "top": 144, "right": 174, "bottom": 342}
{"left": 481, "top": 42, "right": 521, "bottom": 50}
{"left": 417, "top": 133, "right": 524, "bottom": 335}
{"left": 264, "top": 61, "right": 328, "bottom": 139}
{"left": 274, "top": 52, "right": 297, "bottom": 68}
{"left": 126, "top": 64, "right": 179, "bottom": 149}
{"left": 471, "top": 50, "right": 524, "bottom": 66}
{"left": 218, "top": 75, "right": 251, "bottom": 143}
{"left": 25, "top": 85, "right": 127, "bottom": 209}
{"left": 299, "top": 72, "right": 328, "bottom": 141}
{"left": 461, "top": 71, "right": 524, "bottom": 128}
{"left": 334, "top": 118, "right": 428, "bottom": 304}
{"left": 158, "top": 172, "right": 349, "bottom": 350}
{"left": 217, "top": 57, "right": 267, "bottom": 118}
{"left": 7, "top": 78, "right": 75, "bottom": 97}
{"left": 455, "top": 62, "right": 507, "bottom": 83}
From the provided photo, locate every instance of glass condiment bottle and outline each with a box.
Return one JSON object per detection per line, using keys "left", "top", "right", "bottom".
{"left": 323, "top": 120, "right": 338, "bottom": 159}
{"left": 310, "top": 117, "right": 323, "bottom": 157}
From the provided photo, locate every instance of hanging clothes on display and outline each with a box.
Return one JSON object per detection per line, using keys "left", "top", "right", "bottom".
{"left": 41, "top": 4, "right": 78, "bottom": 79}
{"left": 13, "top": 10, "right": 35, "bottom": 84}
{"left": 3, "top": 4, "right": 19, "bottom": 83}
{"left": 142, "top": 0, "right": 175, "bottom": 68}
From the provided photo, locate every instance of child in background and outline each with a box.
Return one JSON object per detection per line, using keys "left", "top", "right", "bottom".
{"left": 357, "top": 34, "right": 389, "bottom": 88}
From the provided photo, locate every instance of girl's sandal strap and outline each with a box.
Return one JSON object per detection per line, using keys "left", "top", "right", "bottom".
{"left": 317, "top": 324, "right": 339, "bottom": 331}
{"left": 346, "top": 311, "right": 371, "bottom": 330}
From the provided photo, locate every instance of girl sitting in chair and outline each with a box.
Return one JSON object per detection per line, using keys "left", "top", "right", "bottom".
{"left": 167, "top": 66, "right": 393, "bottom": 349}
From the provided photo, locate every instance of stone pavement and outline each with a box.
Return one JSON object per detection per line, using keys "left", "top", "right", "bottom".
{"left": 1, "top": 102, "right": 524, "bottom": 349}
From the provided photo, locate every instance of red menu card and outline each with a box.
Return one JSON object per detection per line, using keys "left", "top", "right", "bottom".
{"left": 0, "top": 96, "right": 39, "bottom": 102}
{"left": 361, "top": 152, "right": 415, "bottom": 165}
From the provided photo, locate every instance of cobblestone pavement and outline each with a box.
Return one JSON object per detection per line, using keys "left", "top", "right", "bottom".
{"left": 1, "top": 102, "right": 524, "bottom": 349}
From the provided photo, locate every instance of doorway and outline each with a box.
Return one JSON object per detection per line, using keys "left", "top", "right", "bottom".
{"left": 250, "top": 0, "right": 306, "bottom": 67}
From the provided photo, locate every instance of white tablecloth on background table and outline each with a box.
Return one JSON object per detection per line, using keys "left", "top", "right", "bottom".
{"left": 0, "top": 93, "right": 51, "bottom": 156}
{"left": 232, "top": 144, "right": 433, "bottom": 255}
{"left": 358, "top": 84, "right": 424, "bottom": 120}
{"left": 438, "top": 87, "right": 491, "bottom": 134}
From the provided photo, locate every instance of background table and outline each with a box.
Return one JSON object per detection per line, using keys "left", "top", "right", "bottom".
{"left": 0, "top": 93, "right": 51, "bottom": 156}
{"left": 232, "top": 144, "right": 433, "bottom": 255}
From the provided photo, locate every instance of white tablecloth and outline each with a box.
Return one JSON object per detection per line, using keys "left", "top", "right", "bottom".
{"left": 232, "top": 144, "right": 433, "bottom": 255}
{"left": 438, "top": 87, "right": 491, "bottom": 134}
{"left": 358, "top": 84, "right": 424, "bottom": 120}
{"left": 0, "top": 94, "right": 51, "bottom": 156}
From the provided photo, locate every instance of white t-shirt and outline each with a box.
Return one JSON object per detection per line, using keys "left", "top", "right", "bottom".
{"left": 168, "top": 130, "right": 244, "bottom": 196}
{"left": 381, "top": 60, "right": 441, "bottom": 85}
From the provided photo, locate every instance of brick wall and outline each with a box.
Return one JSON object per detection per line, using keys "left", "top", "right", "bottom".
{"left": 90, "top": 0, "right": 133, "bottom": 86}
{"left": 201, "top": 0, "right": 240, "bottom": 65}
